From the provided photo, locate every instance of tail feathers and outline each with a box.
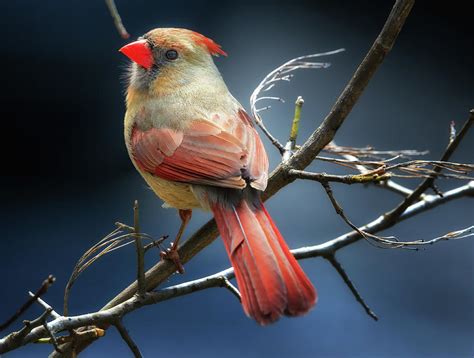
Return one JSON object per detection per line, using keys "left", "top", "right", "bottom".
{"left": 211, "top": 197, "right": 317, "bottom": 325}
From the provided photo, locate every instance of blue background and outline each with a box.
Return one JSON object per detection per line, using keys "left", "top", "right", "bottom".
{"left": 1, "top": 0, "right": 473, "bottom": 357}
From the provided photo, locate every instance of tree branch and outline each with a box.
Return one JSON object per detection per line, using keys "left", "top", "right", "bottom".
{"left": 327, "top": 141, "right": 415, "bottom": 197}
{"left": 28, "top": 292, "right": 60, "bottom": 320}
{"left": 0, "top": 275, "right": 56, "bottom": 332}
{"left": 385, "top": 110, "right": 474, "bottom": 220}
{"left": 323, "top": 254, "right": 378, "bottom": 321}
{"left": 104, "top": 0, "right": 130, "bottom": 39}
{"left": 289, "top": 169, "right": 390, "bottom": 184}
{"left": 114, "top": 320, "right": 142, "bottom": 358}
{"left": 2, "top": 179, "right": 472, "bottom": 354}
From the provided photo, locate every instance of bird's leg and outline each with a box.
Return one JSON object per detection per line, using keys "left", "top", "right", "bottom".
{"left": 160, "top": 209, "right": 192, "bottom": 274}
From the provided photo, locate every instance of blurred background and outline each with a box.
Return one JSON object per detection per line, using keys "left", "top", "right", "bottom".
{"left": 0, "top": 0, "right": 473, "bottom": 357}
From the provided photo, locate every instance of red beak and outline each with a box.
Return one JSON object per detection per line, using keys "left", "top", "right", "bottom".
{"left": 119, "top": 40, "right": 154, "bottom": 69}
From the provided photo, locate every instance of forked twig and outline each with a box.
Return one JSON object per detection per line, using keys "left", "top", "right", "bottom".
{"left": 0, "top": 275, "right": 56, "bottom": 332}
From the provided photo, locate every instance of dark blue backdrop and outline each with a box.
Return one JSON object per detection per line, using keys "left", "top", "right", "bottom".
{"left": 1, "top": 1, "right": 473, "bottom": 357}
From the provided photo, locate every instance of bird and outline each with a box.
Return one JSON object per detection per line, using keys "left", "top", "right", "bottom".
{"left": 120, "top": 28, "right": 317, "bottom": 325}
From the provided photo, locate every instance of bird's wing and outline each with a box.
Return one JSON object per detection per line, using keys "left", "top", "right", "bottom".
{"left": 131, "top": 109, "right": 268, "bottom": 190}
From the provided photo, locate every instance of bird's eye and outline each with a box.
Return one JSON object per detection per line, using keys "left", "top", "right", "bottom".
{"left": 165, "top": 50, "right": 178, "bottom": 60}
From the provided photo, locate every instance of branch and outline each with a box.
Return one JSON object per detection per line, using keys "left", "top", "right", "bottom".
{"left": 385, "top": 110, "right": 474, "bottom": 220}
{"left": 327, "top": 141, "right": 415, "bottom": 197}
{"left": 105, "top": 0, "right": 130, "bottom": 39}
{"left": 28, "top": 292, "right": 60, "bottom": 320}
{"left": 114, "top": 320, "right": 142, "bottom": 358}
{"left": 289, "top": 169, "right": 390, "bottom": 184}
{"left": 0, "top": 275, "right": 56, "bottom": 332}
{"left": 323, "top": 254, "right": 378, "bottom": 321}
{"left": 133, "top": 201, "right": 146, "bottom": 296}
{"left": 2, "top": 180, "right": 472, "bottom": 355}
{"left": 323, "top": 144, "right": 429, "bottom": 159}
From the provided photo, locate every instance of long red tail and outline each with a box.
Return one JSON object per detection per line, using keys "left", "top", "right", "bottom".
{"left": 211, "top": 196, "right": 317, "bottom": 325}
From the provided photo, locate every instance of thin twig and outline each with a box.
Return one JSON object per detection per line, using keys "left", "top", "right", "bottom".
{"left": 289, "top": 169, "right": 390, "bottom": 184}
{"left": 323, "top": 254, "right": 378, "bottom": 321}
{"left": 328, "top": 141, "right": 414, "bottom": 197}
{"left": 143, "top": 236, "right": 169, "bottom": 253}
{"left": 283, "top": 96, "right": 305, "bottom": 161}
{"left": 105, "top": 0, "right": 130, "bottom": 39}
{"left": 385, "top": 110, "right": 474, "bottom": 220}
{"left": 28, "top": 292, "right": 60, "bottom": 320}
{"left": 250, "top": 50, "right": 344, "bottom": 154}
{"left": 323, "top": 144, "right": 429, "bottom": 159}
{"left": 134, "top": 201, "right": 146, "bottom": 296}
{"left": 221, "top": 277, "right": 241, "bottom": 301}
{"left": 42, "top": 319, "right": 61, "bottom": 353}
{"left": 114, "top": 320, "right": 142, "bottom": 358}
{"left": 0, "top": 275, "right": 55, "bottom": 332}
{"left": 319, "top": 181, "right": 393, "bottom": 244}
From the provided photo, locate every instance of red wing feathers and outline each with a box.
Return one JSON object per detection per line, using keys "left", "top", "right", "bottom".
{"left": 131, "top": 110, "right": 268, "bottom": 190}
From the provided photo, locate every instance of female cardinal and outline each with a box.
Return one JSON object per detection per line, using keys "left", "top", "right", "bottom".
{"left": 120, "top": 28, "right": 316, "bottom": 325}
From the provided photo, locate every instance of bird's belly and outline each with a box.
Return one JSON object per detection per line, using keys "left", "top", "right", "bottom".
{"left": 142, "top": 172, "right": 201, "bottom": 210}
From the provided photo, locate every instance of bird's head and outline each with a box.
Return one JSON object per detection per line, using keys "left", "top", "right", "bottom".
{"left": 120, "top": 28, "right": 227, "bottom": 93}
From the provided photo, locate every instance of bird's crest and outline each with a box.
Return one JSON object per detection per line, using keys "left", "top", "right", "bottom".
{"left": 190, "top": 31, "right": 227, "bottom": 57}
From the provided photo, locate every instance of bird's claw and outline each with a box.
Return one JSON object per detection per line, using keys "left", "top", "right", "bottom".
{"left": 160, "top": 247, "right": 185, "bottom": 274}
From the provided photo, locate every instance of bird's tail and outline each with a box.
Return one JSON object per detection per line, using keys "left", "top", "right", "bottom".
{"left": 210, "top": 195, "right": 317, "bottom": 325}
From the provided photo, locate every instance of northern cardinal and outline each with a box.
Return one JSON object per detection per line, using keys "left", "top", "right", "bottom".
{"left": 120, "top": 28, "right": 316, "bottom": 325}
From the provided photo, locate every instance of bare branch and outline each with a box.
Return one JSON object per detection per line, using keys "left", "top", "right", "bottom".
{"left": 28, "top": 292, "right": 60, "bottom": 320}
{"left": 143, "top": 236, "right": 168, "bottom": 253}
{"left": 133, "top": 201, "right": 146, "bottom": 296}
{"left": 114, "top": 320, "right": 142, "bottom": 358}
{"left": 323, "top": 144, "right": 429, "bottom": 159}
{"left": 385, "top": 110, "right": 474, "bottom": 220}
{"left": 290, "top": 159, "right": 474, "bottom": 184}
{"left": 323, "top": 254, "right": 378, "bottom": 321}
{"left": 294, "top": 181, "right": 474, "bottom": 258}
{"left": 289, "top": 169, "right": 389, "bottom": 185}
{"left": 3, "top": 180, "right": 472, "bottom": 355}
{"left": 222, "top": 277, "right": 241, "bottom": 302}
{"left": 0, "top": 308, "right": 53, "bottom": 353}
{"left": 327, "top": 141, "right": 414, "bottom": 197}
{"left": 42, "top": 320, "right": 61, "bottom": 354}
{"left": 105, "top": 0, "right": 130, "bottom": 39}
{"left": 0, "top": 275, "right": 55, "bottom": 332}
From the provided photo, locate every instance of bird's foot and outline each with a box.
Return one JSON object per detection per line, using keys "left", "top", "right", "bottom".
{"left": 160, "top": 245, "right": 185, "bottom": 274}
